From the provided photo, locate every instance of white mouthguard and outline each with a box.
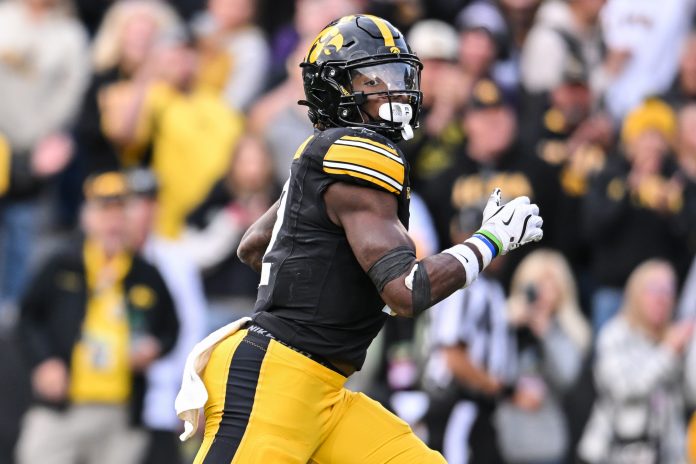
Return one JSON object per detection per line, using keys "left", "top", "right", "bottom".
{"left": 378, "top": 103, "right": 414, "bottom": 140}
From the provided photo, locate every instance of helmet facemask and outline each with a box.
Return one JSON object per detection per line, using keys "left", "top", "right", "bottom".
{"left": 341, "top": 61, "right": 421, "bottom": 141}
{"left": 305, "top": 58, "right": 422, "bottom": 142}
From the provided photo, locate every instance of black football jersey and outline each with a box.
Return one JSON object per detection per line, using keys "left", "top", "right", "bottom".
{"left": 252, "top": 127, "right": 411, "bottom": 370}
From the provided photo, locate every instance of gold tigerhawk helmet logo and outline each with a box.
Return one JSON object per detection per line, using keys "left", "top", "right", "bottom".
{"left": 307, "top": 16, "right": 356, "bottom": 64}
{"left": 308, "top": 26, "right": 344, "bottom": 63}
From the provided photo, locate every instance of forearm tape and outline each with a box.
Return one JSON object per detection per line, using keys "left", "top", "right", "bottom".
{"left": 403, "top": 263, "right": 432, "bottom": 316}
{"left": 367, "top": 246, "right": 416, "bottom": 292}
{"left": 442, "top": 234, "right": 496, "bottom": 287}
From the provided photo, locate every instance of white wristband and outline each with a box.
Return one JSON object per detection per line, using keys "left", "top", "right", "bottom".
{"left": 442, "top": 236, "right": 494, "bottom": 287}
{"left": 467, "top": 235, "right": 494, "bottom": 267}
{"left": 443, "top": 244, "right": 479, "bottom": 286}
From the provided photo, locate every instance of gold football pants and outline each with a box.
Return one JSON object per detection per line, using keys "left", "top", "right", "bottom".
{"left": 194, "top": 329, "right": 445, "bottom": 463}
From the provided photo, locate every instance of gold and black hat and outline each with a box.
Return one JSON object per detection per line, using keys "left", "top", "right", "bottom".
{"left": 468, "top": 79, "right": 506, "bottom": 110}
{"left": 83, "top": 171, "right": 129, "bottom": 202}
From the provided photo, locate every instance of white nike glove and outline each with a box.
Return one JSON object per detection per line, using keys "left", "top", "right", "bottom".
{"left": 476, "top": 188, "right": 543, "bottom": 255}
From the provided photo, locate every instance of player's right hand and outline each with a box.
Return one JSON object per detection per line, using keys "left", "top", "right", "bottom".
{"left": 478, "top": 188, "right": 543, "bottom": 254}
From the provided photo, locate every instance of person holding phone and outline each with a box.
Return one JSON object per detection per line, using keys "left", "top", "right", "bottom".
{"left": 497, "top": 249, "right": 591, "bottom": 464}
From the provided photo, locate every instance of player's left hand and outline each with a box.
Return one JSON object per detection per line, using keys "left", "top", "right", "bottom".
{"left": 479, "top": 188, "right": 543, "bottom": 254}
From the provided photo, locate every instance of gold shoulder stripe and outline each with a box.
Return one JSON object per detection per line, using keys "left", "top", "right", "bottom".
{"left": 341, "top": 135, "right": 399, "bottom": 156}
{"left": 324, "top": 166, "right": 400, "bottom": 194}
{"left": 293, "top": 135, "right": 314, "bottom": 159}
{"left": 0, "top": 135, "right": 9, "bottom": 196}
{"left": 325, "top": 144, "right": 404, "bottom": 185}
{"left": 334, "top": 139, "right": 403, "bottom": 165}
{"left": 365, "top": 15, "right": 396, "bottom": 48}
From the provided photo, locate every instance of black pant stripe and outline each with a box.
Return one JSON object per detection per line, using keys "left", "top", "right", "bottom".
{"left": 202, "top": 332, "right": 269, "bottom": 463}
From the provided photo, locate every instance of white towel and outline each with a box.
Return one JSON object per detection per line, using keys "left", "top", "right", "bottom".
{"left": 174, "top": 316, "right": 252, "bottom": 441}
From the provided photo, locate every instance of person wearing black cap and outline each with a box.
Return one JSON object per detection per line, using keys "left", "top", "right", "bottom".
{"left": 15, "top": 171, "right": 179, "bottom": 464}
{"left": 520, "top": 53, "right": 614, "bottom": 311}
{"left": 401, "top": 20, "right": 465, "bottom": 193}
{"left": 420, "top": 78, "right": 559, "bottom": 285}
{"left": 126, "top": 168, "right": 206, "bottom": 464}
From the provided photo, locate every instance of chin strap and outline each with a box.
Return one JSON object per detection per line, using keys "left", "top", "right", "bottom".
{"left": 378, "top": 103, "right": 414, "bottom": 140}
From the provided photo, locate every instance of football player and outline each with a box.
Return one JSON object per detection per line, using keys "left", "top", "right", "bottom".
{"left": 193, "top": 14, "right": 543, "bottom": 463}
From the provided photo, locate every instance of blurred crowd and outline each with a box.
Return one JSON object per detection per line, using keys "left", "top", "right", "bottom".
{"left": 2, "top": 0, "right": 696, "bottom": 463}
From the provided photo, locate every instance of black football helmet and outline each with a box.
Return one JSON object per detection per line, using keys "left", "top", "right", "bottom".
{"left": 299, "top": 15, "right": 423, "bottom": 142}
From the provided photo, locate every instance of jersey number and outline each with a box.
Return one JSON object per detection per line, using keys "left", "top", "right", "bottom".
{"left": 259, "top": 179, "right": 289, "bottom": 286}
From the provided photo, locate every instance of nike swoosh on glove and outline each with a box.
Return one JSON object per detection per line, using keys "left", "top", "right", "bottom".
{"left": 476, "top": 188, "right": 543, "bottom": 255}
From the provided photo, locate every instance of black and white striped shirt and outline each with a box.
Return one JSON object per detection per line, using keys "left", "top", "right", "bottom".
{"left": 424, "top": 275, "right": 515, "bottom": 390}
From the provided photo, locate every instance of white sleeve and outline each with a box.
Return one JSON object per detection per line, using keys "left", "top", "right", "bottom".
{"left": 223, "top": 30, "right": 270, "bottom": 111}
{"left": 429, "top": 290, "right": 468, "bottom": 347}
{"left": 520, "top": 27, "right": 567, "bottom": 92}
{"left": 142, "top": 243, "right": 208, "bottom": 430}
{"left": 601, "top": 0, "right": 651, "bottom": 51}
{"left": 165, "top": 253, "right": 208, "bottom": 355}
{"left": 181, "top": 210, "right": 245, "bottom": 270}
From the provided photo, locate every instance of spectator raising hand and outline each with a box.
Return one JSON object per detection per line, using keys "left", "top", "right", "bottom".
{"left": 580, "top": 260, "right": 690, "bottom": 464}
{"left": 583, "top": 98, "right": 691, "bottom": 332}
{"left": 31, "top": 133, "right": 74, "bottom": 178}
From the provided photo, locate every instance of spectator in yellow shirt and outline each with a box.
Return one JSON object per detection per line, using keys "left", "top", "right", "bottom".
{"left": 104, "top": 34, "right": 244, "bottom": 238}
{"left": 15, "top": 171, "right": 179, "bottom": 464}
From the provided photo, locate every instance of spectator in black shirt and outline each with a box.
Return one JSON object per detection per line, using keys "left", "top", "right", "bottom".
{"left": 421, "top": 79, "right": 559, "bottom": 285}
{"left": 521, "top": 52, "right": 615, "bottom": 310}
{"left": 401, "top": 19, "right": 464, "bottom": 191}
{"left": 583, "top": 98, "right": 690, "bottom": 332}
{"left": 15, "top": 171, "right": 178, "bottom": 464}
